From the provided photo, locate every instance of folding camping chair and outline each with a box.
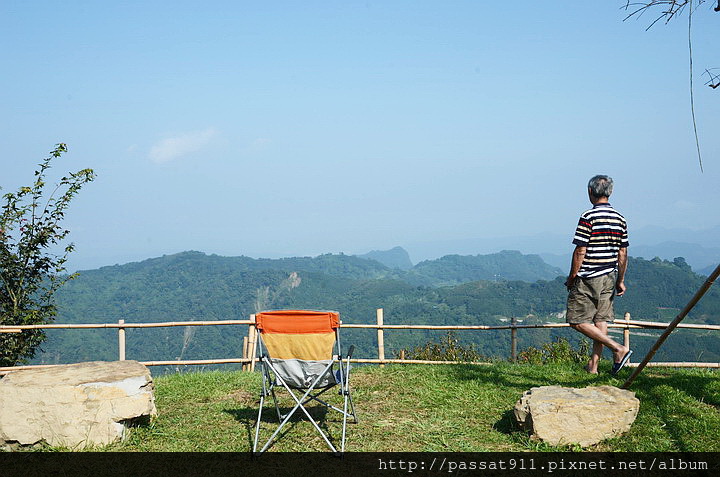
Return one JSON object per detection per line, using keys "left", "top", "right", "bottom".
{"left": 252, "top": 310, "right": 357, "bottom": 455}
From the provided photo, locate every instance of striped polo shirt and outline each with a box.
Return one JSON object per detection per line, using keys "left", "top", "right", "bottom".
{"left": 572, "top": 203, "right": 629, "bottom": 278}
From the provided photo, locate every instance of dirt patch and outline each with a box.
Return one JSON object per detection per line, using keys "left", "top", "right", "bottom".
{"left": 224, "top": 389, "right": 256, "bottom": 404}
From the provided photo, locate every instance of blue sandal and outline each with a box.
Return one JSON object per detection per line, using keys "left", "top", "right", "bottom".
{"left": 611, "top": 350, "right": 633, "bottom": 375}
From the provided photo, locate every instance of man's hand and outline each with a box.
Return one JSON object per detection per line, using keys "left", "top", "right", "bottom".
{"left": 616, "top": 280, "right": 626, "bottom": 296}
{"left": 616, "top": 247, "right": 628, "bottom": 297}
{"left": 566, "top": 246, "right": 587, "bottom": 291}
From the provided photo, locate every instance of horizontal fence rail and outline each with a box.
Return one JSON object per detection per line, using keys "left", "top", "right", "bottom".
{"left": 0, "top": 319, "right": 254, "bottom": 330}
{"left": 1, "top": 310, "right": 718, "bottom": 375}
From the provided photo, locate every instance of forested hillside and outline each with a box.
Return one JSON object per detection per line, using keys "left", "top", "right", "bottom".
{"left": 33, "top": 251, "right": 720, "bottom": 370}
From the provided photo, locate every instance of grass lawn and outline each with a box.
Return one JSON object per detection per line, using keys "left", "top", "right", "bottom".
{"left": 101, "top": 361, "right": 720, "bottom": 452}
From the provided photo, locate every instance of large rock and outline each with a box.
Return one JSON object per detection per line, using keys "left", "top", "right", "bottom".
{"left": 514, "top": 385, "right": 639, "bottom": 447}
{"left": 0, "top": 360, "right": 156, "bottom": 448}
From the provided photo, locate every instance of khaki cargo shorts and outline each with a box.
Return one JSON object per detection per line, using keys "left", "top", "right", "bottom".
{"left": 566, "top": 272, "right": 617, "bottom": 324}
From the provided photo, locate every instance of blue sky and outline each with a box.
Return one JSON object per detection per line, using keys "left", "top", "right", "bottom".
{"left": 2, "top": 1, "right": 718, "bottom": 270}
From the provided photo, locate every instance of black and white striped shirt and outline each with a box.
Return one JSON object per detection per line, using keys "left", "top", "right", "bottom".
{"left": 572, "top": 203, "right": 629, "bottom": 278}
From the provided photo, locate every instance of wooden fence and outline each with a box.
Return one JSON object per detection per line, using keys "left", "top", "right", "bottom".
{"left": 1, "top": 309, "right": 719, "bottom": 375}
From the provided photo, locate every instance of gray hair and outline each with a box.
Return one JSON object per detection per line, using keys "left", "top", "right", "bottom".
{"left": 588, "top": 175, "right": 613, "bottom": 198}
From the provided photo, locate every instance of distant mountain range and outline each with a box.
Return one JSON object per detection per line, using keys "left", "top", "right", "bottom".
{"left": 353, "top": 248, "right": 562, "bottom": 284}
{"left": 538, "top": 242, "right": 719, "bottom": 275}
{"left": 629, "top": 242, "right": 720, "bottom": 275}
{"left": 404, "top": 250, "right": 562, "bottom": 286}
{"left": 63, "top": 225, "right": 718, "bottom": 275}
{"left": 404, "top": 226, "right": 720, "bottom": 274}
{"left": 33, "top": 248, "right": 720, "bottom": 368}
{"left": 356, "top": 246, "right": 413, "bottom": 271}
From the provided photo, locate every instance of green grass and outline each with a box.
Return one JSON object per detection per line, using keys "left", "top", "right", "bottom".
{"left": 92, "top": 363, "right": 719, "bottom": 452}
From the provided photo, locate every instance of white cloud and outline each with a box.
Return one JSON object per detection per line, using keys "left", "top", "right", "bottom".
{"left": 249, "top": 137, "right": 271, "bottom": 152}
{"left": 149, "top": 128, "right": 218, "bottom": 163}
{"left": 672, "top": 200, "right": 697, "bottom": 212}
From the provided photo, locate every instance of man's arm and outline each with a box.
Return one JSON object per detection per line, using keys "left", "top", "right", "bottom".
{"left": 565, "top": 245, "right": 586, "bottom": 289}
{"left": 616, "top": 247, "right": 628, "bottom": 296}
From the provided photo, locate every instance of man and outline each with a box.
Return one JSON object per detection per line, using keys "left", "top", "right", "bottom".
{"left": 565, "top": 175, "right": 632, "bottom": 375}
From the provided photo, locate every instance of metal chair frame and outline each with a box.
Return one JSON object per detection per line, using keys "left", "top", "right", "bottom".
{"left": 252, "top": 325, "right": 357, "bottom": 455}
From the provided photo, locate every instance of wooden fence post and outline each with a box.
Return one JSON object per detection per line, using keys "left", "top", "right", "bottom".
{"left": 623, "top": 312, "right": 631, "bottom": 357}
{"left": 242, "top": 336, "right": 249, "bottom": 371}
{"left": 377, "top": 308, "right": 385, "bottom": 367}
{"left": 510, "top": 317, "right": 517, "bottom": 362}
{"left": 118, "top": 319, "right": 126, "bottom": 361}
{"left": 248, "top": 314, "right": 258, "bottom": 372}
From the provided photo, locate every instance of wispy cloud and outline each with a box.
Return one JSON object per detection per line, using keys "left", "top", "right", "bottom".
{"left": 149, "top": 128, "right": 218, "bottom": 163}
{"left": 249, "top": 137, "right": 271, "bottom": 152}
{"left": 672, "top": 200, "right": 697, "bottom": 211}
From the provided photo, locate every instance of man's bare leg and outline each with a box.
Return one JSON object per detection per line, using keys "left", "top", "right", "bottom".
{"left": 585, "top": 321, "right": 608, "bottom": 374}
{"left": 571, "top": 322, "right": 629, "bottom": 365}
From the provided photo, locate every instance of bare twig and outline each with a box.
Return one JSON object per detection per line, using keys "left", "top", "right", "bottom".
{"left": 624, "top": 1, "right": 710, "bottom": 171}
{"left": 623, "top": 1, "right": 696, "bottom": 29}
{"left": 704, "top": 68, "right": 720, "bottom": 88}
{"left": 688, "top": 2, "right": 704, "bottom": 172}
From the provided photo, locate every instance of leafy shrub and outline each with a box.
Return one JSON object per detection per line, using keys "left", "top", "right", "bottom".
{"left": 395, "top": 331, "right": 486, "bottom": 362}
{"left": 517, "top": 337, "right": 590, "bottom": 365}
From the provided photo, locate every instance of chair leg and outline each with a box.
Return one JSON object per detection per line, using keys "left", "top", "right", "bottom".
{"left": 258, "top": 360, "right": 340, "bottom": 454}
{"left": 346, "top": 391, "right": 358, "bottom": 424}
{"left": 258, "top": 386, "right": 339, "bottom": 454}
{"left": 343, "top": 356, "right": 358, "bottom": 424}
{"left": 307, "top": 395, "right": 348, "bottom": 417}
{"left": 270, "top": 387, "right": 283, "bottom": 421}
{"left": 341, "top": 391, "right": 349, "bottom": 454}
{"left": 253, "top": 394, "right": 265, "bottom": 454}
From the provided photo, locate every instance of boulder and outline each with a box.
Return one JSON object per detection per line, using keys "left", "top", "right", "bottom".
{"left": 0, "top": 360, "right": 156, "bottom": 448}
{"left": 514, "top": 385, "right": 639, "bottom": 447}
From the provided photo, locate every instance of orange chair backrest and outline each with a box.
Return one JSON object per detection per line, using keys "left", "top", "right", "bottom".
{"left": 256, "top": 310, "right": 340, "bottom": 334}
{"left": 255, "top": 310, "right": 340, "bottom": 361}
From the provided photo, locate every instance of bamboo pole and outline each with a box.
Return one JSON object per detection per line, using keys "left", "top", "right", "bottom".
{"left": 0, "top": 358, "right": 256, "bottom": 374}
{"left": 0, "top": 319, "right": 253, "bottom": 330}
{"left": 377, "top": 308, "right": 385, "bottom": 367}
{"left": 625, "top": 362, "right": 720, "bottom": 368}
{"left": 242, "top": 336, "right": 249, "bottom": 371}
{"left": 350, "top": 359, "right": 719, "bottom": 368}
{"left": 623, "top": 312, "right": 631, "bottom": 354}
{"left": 510, "top": 317, "right": 517, "bottom": 362}
{"left": 248, "top": 314, "right": 258, "bottom": 372}
{"left": 118, "top": 319, "right": 126, "bottom": 361}
{"left": 0, "top": 364, "right": 62, "bottom": 374}
{"left": 342, "top": 321, "right": 718, "bottom": 330}
{"left": 139, "top": 358, "right": 251, "bottom": 366}
{"left": 4, "top": 319, "right": 718, "bottom": 333}
{"left": 623, "top": 263, "right": 720, "bottom": 389}
{"left": 340, "top": 323, "right": 565, "bottom": 330}
{"left": 351, "top": 358, "right": 493, "bottom": 365}
{"left": 613, "top": 319, "right": 720, "bottom": 331}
